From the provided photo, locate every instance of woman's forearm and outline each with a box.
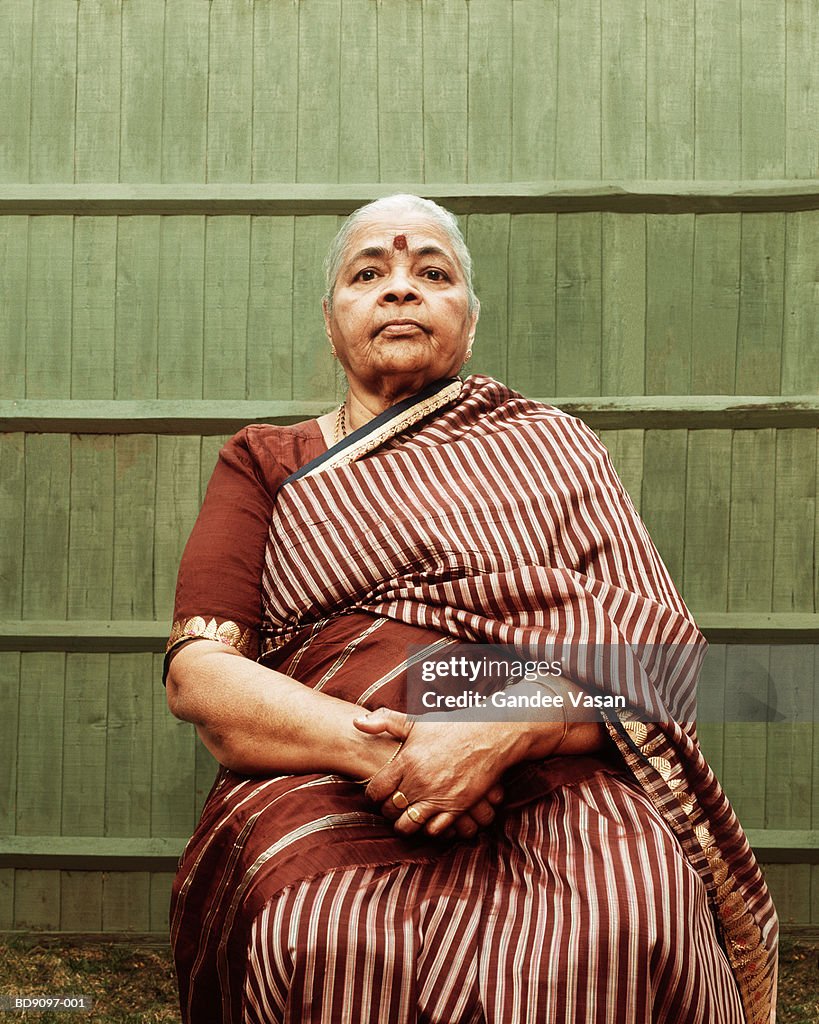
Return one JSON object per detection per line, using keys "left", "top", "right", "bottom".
{"left": 165, "top": 639, "right": 399, "bottom": 778}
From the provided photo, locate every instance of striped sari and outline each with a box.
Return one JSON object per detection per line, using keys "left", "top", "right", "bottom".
{"left": 169, "top": 375, "right": 777, "bottom": 1023}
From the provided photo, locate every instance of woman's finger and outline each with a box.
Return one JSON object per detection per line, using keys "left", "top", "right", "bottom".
{"left": 353, "top": 707, "right": 411, "bottom": 740}
{"left": 466, "top": 798, "right": 496, "bottom": 827}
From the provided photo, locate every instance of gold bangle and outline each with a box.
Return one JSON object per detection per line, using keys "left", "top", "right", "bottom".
{"left": 355, "top": 740, "right": 404, "bottom": 786}
{"left": 535, "top": 681, "right": 569, "bottom": 754}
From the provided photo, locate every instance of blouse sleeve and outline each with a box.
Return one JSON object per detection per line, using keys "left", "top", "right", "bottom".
{"left": 164, "top": 427, "right": 289, "bottom": 674}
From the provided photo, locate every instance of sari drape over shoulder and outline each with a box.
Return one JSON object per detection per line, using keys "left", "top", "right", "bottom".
{"left": 168, "top": 375, "right": 777, "bottom": 1024}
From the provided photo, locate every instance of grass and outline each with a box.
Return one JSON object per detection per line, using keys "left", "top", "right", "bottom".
{"left": 0, "top": 936, "right": 816, "bottom": 1022}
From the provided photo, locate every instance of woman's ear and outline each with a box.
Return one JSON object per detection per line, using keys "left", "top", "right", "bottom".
{"left": 322, "top": 297, "right": 334, "bottom": 348}
{"left": 467, "top": 302, "right": 480, "bottom": 347}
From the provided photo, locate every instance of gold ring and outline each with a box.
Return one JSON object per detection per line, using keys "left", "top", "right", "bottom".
{"left": 391, "top": 790, "right": 409, "bottom": 810}
{"left": 406, "top": 806, "right": 424, "bottom": 824}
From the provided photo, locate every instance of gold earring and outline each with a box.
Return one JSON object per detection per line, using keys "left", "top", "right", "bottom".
{"left": 465, "top": 349, "right": 473, "bottom": 361}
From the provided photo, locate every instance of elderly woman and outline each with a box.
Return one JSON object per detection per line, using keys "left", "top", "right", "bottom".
{"left": 165, "top": 195, "right": 776, "bottom": 1024}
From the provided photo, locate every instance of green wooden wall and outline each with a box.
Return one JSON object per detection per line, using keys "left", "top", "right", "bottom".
{"left": 1, "top": 0, "right": 817, "bottom": 937}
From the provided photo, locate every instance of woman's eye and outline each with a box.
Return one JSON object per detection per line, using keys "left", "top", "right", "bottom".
{"left": 356, "top": 268, "right": 378, "bottom": 282}
{"left": 423, "top": 268, "right": 447, "bottom": 281}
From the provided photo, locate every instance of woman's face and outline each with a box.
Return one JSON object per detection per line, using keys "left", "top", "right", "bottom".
{"left": 323, "top": 210, "right": 478, "bottom": 398}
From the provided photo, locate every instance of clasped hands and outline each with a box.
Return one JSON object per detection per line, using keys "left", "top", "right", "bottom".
{"left": 353, "top": 706, "right": 563, "bottom": 841}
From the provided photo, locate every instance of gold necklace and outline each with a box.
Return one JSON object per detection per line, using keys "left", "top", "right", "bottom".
{"left": 334, "top": 401, "right": 347, "bottom": 444}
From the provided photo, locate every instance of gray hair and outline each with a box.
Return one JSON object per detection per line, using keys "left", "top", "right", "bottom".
{"left": 323, "top": 194, "right": 479, "bottom": 314}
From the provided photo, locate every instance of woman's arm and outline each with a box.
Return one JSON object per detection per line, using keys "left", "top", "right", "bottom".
{"left": 166, "top": 639, "right": 402, "bottom": 780}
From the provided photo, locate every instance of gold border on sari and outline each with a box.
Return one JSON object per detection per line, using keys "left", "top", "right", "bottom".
{"left": 614, "top": 712, "right": 775, "bottom": 1024}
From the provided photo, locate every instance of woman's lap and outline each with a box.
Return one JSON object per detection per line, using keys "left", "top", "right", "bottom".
{"left": 243, "top": 769, "right": 744, "bottom": 1024}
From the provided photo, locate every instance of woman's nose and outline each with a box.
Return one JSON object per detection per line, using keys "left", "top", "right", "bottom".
{"left": 380, "top": 270, "right": 420, "bottom": 304}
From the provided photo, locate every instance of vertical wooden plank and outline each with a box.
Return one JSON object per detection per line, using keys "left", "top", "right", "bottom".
{"left": 102, "top": 873, "right": 151, "bottom": 934}
{"left": 697, "top": 645, "right": 726, "bottom": 780}
{"left": 75, "top": 0, "right": 121, "bottom": 182}
{"left": 781, "top": 212, "right": 819, "bottom": 395}
{"left": 785, "top": 0, "right": 819, "bottom": 178}
{"left": 296, "top": 1, "right": 340, "bottom": 183}
{"left": 161, "top": 0, "right": 209, "bottom": 183}
{"left": 251, "top": 0, "right": 299, "bottom": 182}
{"left": 150, "top": 873, "right": 177, "bottom": 934}
{"left": 152, "top": 654, "right": 198, "bottom": 840}
{"left": 773, "top": 430, "right": 816, "bottom": 612}
{"left": 763, "top": 644, "right": 813, "bottom": 925}
{"left": 601, "top": 0, "right": 646, "bottom": 178}
{"left": 247, "top": 217, "right": 295, "bottom": 400}
{"left": 721, "top": 645, "right": 769, "bottom": 827}
{"left": 598, "top": 430, "right": 644, "bottom": 515}
{"left": 203, "top": 218, "right": 251, "bottom": 400}
{"left": 0, "top": 218, "right": 28, "bottom": 398}
{"left": 207, "top": 0, "right": 253, "bottom": 183}
{"left": 113, "top": 436, "right": 158, "bottom": 621}
{"left": 60, "top": 655, "right": 107, "bottom": 932}
{"left": 0, "top": 437, "right": 23, "bottom": 924}
{"left": 67, "top": 436, "right": 115, "bottom": 620}
{"left": 466, "top": 215, "right": 510, "bottom": 383}
{"left": 154, "top": 437, "right": 202, "bottom": 623}
{"left": 510, "top": 0, "right": 557, "bottom": 180}
{"left": 23, "top": 436, "right": 70, "bottom": 619}
{"left": 555, "top": 0, "right": 601, "bottom": 178}
{"left": 120, "top": 0, "right": 165, "bottom": 182}
{"left": 292, "top": 216, "right": 338, "bottom": 402}
{"left": 466, "top": 0, "right": 512, "bottom": 182}
{"left": 59, "top": 873, "right": 104, "bottom": 934}
{"left": 337, "top": 0, "right": 379, "bottom": 183}
{"left": 103, "top": 654, "right": 154, "bottom": 934}
{"left": 646, "top": 0, "right": 694, "bottom": 177}
{"left": 741, "top": 0, "right": 786, "bottom": 178}
{"left": 683, "top": 432, "right": 731, "bottom": 611}
{"left": 601, "top": 214, "right": 645, "bottom": 396}
{"left": 25, "top": 218, "right": 74, "bottom": 399}
{"left": 728, "top": 431, "right": 776, "bottom": 613}
{"left": 423, "top": 0, "right": 469, "bottom": 182}
{"left": 506, "top": 214, "right": 557, "bottom": 398}
{"left": 0, "top": 434, "right": 25, "bottom": 620}
{"left": 71, "top": 218, "right": 117, "bottom": 399}
{"left": 694, "top": 0, "right": 741, "bottom": 179}
{"left": 0, "top": 652, "right": 20, "bottom": 930}
{"left": 736, "top": 215, "right": 785, "bottom": 394}
{"left": 0, "top": 0, "right": 33, "bottom": 181}
{"left": 157, "top": 217, "right": 206, "bottom": 400}
{"left": 645, "top": 216, "right": 694, "bottom": 394}
{"left": 29, "top": 0, "right": 77, "bottom": 182}
{"left": 115, "top": 217, "right": 161, "bottom": 399}
{"left": 15, "top": 654, "right": 65, "bottom": 929}
{"left": 555, "top": 214, "right": 602, "bottom": 395}
{"left": 641, "top": 432, "right": 687, "bottom": 584}
{"left": 377, "top": 2, "right": 424, "bottom": 182}
{"left": 61, "top": 431, "right": 115, "bottom": 930}
{"left": 691, "top": 216, "right": 741, "bottom": 395}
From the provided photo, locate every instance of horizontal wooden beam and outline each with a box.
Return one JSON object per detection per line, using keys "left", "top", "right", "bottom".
{"left": 1, "top": 615, "right": 818, "bottom": 653}
{"left": 2, "top": 396, "right": 819, "bottom": 435}
{"left": 0, "top": 836, "right": 187, "bottom": 871}
{"left": 0, "top": 399, "right": 333, "bottom": 435}
{"left": 1, "top": 830, "right": 815, "bottom": 872}
{"left": 0, "top": 181, "right": 817, "bottom": 215}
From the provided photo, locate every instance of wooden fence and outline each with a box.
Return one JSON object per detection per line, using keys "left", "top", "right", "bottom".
{"left": 0, "top": 0, "right": 817, "bottom": 937}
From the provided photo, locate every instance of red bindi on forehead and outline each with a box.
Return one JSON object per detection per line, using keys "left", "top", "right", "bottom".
{"left": 392, "top": 234, "right": 407, "bottom": 251}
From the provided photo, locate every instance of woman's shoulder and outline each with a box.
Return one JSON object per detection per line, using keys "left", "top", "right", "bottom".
{"left": 218, "top": 420, "right": 328, "bottom": 495}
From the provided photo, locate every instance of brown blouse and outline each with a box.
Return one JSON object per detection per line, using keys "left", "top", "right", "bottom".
{"left": 166, "top": 420, "right": 327, "bottom": 665}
